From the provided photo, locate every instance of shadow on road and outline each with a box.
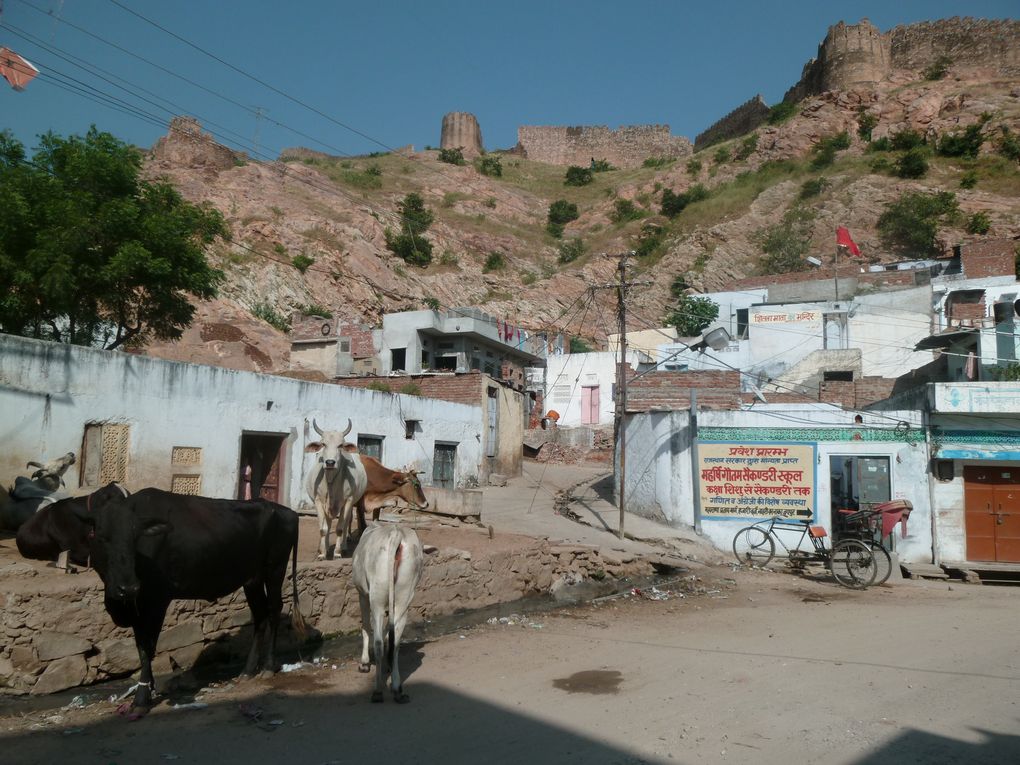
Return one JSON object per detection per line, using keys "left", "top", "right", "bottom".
{"left": 851, "top": 726, "right": 1020, "bottom": 765}
{"left": 3, "top": 664, "right": 669, "bottom": 765}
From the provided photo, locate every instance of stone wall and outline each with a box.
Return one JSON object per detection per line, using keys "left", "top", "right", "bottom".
{"left": 1, "top": 540, "right": 651, "bottom": 695}
{"left": 694, "top": 95, "right": 771, "bottom": 150}
{"left": 440, "top": 112, "right": 484, "bottom": 157}
{"left": 784, "top": 17, "right": 1020, "bottom": 103}
{"left": 517, "top": 125, "right": 692, "bottom": 169}
{"left": 889, "top": 18, "right": 1020, "bottom": 76}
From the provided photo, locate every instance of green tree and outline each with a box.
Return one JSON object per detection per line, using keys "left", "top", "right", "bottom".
{"left": 478, "top": 154, "right": 502, "bottom": 177}
{"left": 754, "top": 206, "right": 815, "bottom": 275}
{"left": 548, "top": 199, "right": 579, "bottom": 225}
{"left": 660, "top": 184, "right": 709, "bottom": 217}
{"left": 665, "top": 293, "right": 719, "bottom": 337}
{"left": 857, "top": 110, "right": 879, "bottom": 141}
{"left": 0, "top": 128, "right": 228, "bottom": 349}
{"left": 564, "top": 165, "right": 593, "bottom": 186}
{"left": 877, "top": 191, "right": 959, "bottom": 255}
{"left": 557, "top": 238, "right": 585, "bottom": 264}
{"left": 735, "top": 134, "right": 759, "bottom": 160}
{"left": 438, "top": 147, "right": 466, "bottom": 165}
{"left": 385, "top": 192, "right": 434, "bottom": 266}
{"left": 896, "top": 147, "right": 930, "bottom": 178}
{"left": 767, "top": 101, "right": 797, "bottom": 125}
{"left": 967, "top": 211, "right": 991, "bottom": 235}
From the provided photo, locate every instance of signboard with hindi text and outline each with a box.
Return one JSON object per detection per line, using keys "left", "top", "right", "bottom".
{"left": 698, "top": 442, "right": 816, "bottom": 521}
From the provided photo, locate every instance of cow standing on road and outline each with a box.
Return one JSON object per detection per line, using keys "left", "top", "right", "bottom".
{"left": 351, "top": 523, "right": 424, "bottom": 703}
{"left": 304, "top": 418, "right": 367, "bottom": 559}
{"left": 33, "top": 489, "right": 307, "bottom": 712}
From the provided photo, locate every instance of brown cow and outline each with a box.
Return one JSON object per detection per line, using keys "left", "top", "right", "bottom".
{"left": 341, "top": 447, "right": 429, "bottom": 531}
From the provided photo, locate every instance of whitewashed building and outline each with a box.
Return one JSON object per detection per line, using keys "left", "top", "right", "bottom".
{"left": 0, "top": 334, "right": 487, "bottom": 510}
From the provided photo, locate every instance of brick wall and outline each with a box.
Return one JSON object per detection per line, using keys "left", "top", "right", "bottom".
{"left": 961, "top": 239, "right": 1016, "bottom": 279}
{"left": 626, "top": 370, "right": 742, "bottom": 412}
{"left": 334, "top": 372, "right": 482, "bottom": 407}
{"left": 337, "top": 323, "right": 376, "bottom": 359}
{"left": 818, "top": 376, "right": 897, "bottom": 408}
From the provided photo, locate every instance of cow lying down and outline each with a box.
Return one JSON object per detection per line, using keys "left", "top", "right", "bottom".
{"left": 351, "top": 523, "right": 424, "bottom": 703}
{"left": 17, "top": 484, "right": 307, "bottom": 713}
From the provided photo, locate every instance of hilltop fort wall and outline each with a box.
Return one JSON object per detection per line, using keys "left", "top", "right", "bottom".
{"left": 694, "top": 94, "right": 771, "bottom": 150}
{"left": 784, "top": 17, "right": 1020, "bottom": 103}
{"left": 516, "top": 125, "right": 692, "bottom": 168}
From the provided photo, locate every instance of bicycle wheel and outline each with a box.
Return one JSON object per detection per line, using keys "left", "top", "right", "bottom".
{"left": 829, "top": 539, "right": 878, "bottom": 589}
{"left": 732, "top": 526, "right": 775, "bottom": 567}
{"left": 868, "top": 542, "right": 893, "bottom": 586}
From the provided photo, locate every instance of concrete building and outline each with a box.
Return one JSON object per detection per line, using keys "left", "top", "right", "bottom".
{"left": 0, "top": 334, "right": 487, "bottom": 510}
{"left": 543, "top": 351, "right": 643, "bottom": 427}
{"left": 619, "top": 403, "right": 933, "bottom": 563}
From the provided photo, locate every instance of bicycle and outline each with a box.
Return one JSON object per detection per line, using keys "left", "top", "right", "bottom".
{"left": 732, "top": 516, "right": 879, "bottom": 589}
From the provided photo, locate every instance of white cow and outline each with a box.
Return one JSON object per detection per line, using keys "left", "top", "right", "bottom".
{"left": 304, "top": 419, "right": 368, "bottom": 559}
{"left": 351, "top": 523, "right": 424, "bottom": 703}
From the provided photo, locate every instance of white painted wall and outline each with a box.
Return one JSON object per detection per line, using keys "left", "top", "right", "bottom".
{"left": 544, "top": 351, "right": 641, "bottom": 427}
{"left": 0, "top": 334, "right": 485, "bottom": 511}
{"left": 620, "top": 405, "right": 933, "bottom": 563}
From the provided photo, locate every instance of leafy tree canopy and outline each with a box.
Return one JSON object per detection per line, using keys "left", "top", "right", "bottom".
{"left": 877, "top": 191, "right": 959, "bottom": 255}
{"left": 0, "top": 128, "right": 228, "bottom": 349}
{"left": 665, "top": 293, "right": 719, "bottom": 337}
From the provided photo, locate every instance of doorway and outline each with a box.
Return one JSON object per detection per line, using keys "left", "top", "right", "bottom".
{"left": 829, "top": 455, "right": 891, "bottom": 541}
{"left": 581, "top": 385, "right": 600, "bottom": 425}
{"left": 963, "top": 466, "right": 1020, "bottom": 563}
{"left": 238, "top": 432, "right": 287, "bottom": 503}
{"left": 433, "top": 443, "right": 457, "bottom": 489}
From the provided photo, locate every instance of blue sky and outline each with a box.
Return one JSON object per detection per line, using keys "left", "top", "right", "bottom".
{"left": 1, "top": 1, "right": 1017, "bottom": 158}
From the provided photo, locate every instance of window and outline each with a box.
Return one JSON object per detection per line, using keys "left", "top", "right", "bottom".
{"left": 823, "top": 370, "right": 854, "bottom": 382}
{"left": 404, "top": 419, "right": 419, "bottom": 439}
{"left": 339, "top": 338, "right": 351, "bottom": 353}
{"left": 736, "top": 309, "right": 749, "bottom": 339}
{"left": 357, "top": 435, "right": 383, "bottom": 460}
{"left": 421, "top": 350, "right": 430, "bottom": 368}
{"left": 391, "top": 348, "right": 406, "bottom": 371}
{"left": 436, "top": 356, "right": 457, "bottom": 371}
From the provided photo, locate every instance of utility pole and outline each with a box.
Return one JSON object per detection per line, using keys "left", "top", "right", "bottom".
{"left": 595, "top": 253, "right": 651, "bottom": 540}
{"left": 252, "top": 106, "right": 267, "bottom": 160}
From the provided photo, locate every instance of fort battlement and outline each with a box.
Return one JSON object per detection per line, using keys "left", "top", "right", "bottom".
{"left": 784, "top": 17, "right": 1020, "bottom": 103}
{"left": 440, "top": 112, "right": 485, "bottom": 157}
{"left": 694, "top": 95, "right": 771, "bottom": 150}
{"left": 516, "top": 124, "right": 692, "bottom": 168}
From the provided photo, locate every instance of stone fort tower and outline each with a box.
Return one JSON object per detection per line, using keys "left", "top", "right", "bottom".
{"left": 440, "top": 112, "right": 484, "bottom": 157}
{"left": 785, "top": 19, "right": 891, "bottom": 102}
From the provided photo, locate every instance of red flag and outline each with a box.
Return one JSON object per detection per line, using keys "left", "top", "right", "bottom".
{"left": 836, "top": 226, "right": 861, "bottom": 257}
{"left": 0, "top": 48, "right": 40, "bottom": 92}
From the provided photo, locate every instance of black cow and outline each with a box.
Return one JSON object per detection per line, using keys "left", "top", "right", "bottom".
{"left": 15, "top": 483, "right": 127, "bottom": 565}
{"left": 20, "top": 486, "right": 307, "bottom": 712}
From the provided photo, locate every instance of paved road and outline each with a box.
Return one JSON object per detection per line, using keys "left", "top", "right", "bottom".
{"left": 4, "top": 567, "right": 1018, "bottom": 765}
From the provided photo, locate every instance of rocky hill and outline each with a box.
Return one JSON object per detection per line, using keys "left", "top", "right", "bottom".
{"left": 139, "top": 17, "right": 1020, "bottom": 372}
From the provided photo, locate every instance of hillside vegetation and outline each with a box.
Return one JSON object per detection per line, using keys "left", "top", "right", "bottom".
{"left": 140, "top": 61, "right": 1020, "bottom": 372}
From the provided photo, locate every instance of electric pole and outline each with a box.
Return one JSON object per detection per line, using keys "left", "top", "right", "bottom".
{"left": 595, "top": 252, "right": 651, "bottom": 540}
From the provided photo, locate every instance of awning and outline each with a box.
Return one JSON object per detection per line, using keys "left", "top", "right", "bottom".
{"left": 915, "top": 329, "right": 979, "bottom": 351}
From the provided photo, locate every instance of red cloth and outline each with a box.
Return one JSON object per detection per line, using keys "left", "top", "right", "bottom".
{"left": 836, "top": 226, "right": 862, "bottom": 257}
{"left": 0, "top": 48, "right": 39, "bottom": 91}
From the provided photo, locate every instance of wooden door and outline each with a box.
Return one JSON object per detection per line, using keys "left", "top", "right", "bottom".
{"left": 963, "top": 466, "right": 1020, "bottom": 563}
{"left": 259, "top": 441, "right": 283, "bottom": 502}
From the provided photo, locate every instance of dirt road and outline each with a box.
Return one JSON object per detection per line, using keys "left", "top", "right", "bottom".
{"left": 3, "top": 567, "right": 1018, "bottom": 765}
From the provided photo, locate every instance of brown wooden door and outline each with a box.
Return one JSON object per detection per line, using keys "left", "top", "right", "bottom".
{"left": 259, "top": 442, "right": 283, "bottom": 502}
{"left": 963, "top": 466, "right": 1020, "bottom": 563}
